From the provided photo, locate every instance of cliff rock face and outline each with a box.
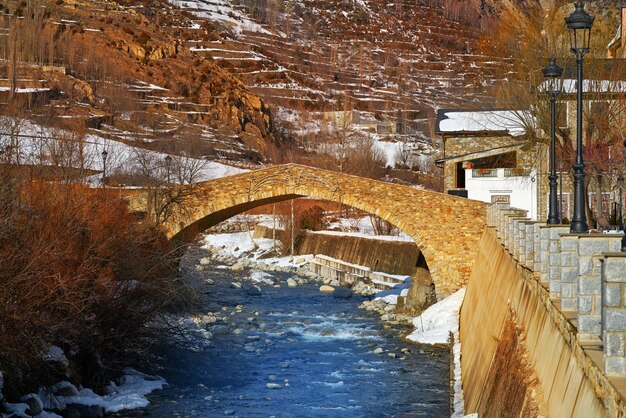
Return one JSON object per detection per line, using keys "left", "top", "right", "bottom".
{"left": 6, "top": 0, "right": 276, "bottom": 158}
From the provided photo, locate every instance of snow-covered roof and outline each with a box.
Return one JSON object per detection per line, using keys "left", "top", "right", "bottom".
{"left": 435, "top": 110, "right": 530, "bottom": 137}
{"left": 561, "top": 79, "right": 626, "bottom": 94}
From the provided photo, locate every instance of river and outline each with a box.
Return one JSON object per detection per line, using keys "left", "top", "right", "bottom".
{"left": 133, "top": 248, "right": 451, "bottom": 417}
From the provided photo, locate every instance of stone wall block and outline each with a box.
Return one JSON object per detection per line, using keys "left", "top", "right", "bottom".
{"left": 579, "top": 277, "right": 601, "bottom": 294}
{"left": 578, "top": 315, "right": 601, "bottom": 334}
{"left": 605, "top": 358, "right": 626, "bottom": 376}
{"left": 606, "top": 283, "right": 622, "bottom": 307}
{"left": 561, "top": 237, "right": 578, "bottom": 252}
{"left": 605, "top": 309, "right": 626, "bottom": 332}
{"left": 578, "top": 239, "right": 609, "bottom": 256}
{"left": 606, "top": 333, "right": 625, "bottom": 357}
{"left": 578, "top": 296, "right": 592, "bottom": 314}
{"left": 604, "top": 258, "right": 626, "bottom": 282}
{"left": 578, "top": 258, "right": 592, "bottom": 275}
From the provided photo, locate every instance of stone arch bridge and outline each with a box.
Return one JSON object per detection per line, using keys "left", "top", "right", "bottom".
{"left": 133, "top": 164, "right": 487, "bottom": 295}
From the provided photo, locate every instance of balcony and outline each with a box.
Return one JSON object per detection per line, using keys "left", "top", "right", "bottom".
{"left": 470, "top": 167, "right": 532, "bottom": 179}
{"left": 465, "top": 167, "right": 537, "bottom": 220}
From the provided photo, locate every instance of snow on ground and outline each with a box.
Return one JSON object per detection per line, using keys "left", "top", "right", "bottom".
{"left": 169, "top": 0, "right": 272, "bottom": 35}
{"left": 40, "top": 369, "right": 165, "bottom": 413}
{"left": 372, "top": 279, "right": 411, "bottom": 304}
{"left": 407, "top": 288, "right": 467, "bottom": 417}
{"left": 407, "top": 288, "right": 465, "bottom": 344}
{"left": 325, "top": 216, "right": 413, "bottom": 240}
{"left": 5, "top": 369, "right": 165, "bottom": 417}
{"left": 202, "top": 230, "right": 315, "bottom": 269}
{"left": 309, "top": 229, "right": 414, "bottom": 242}
{"left": 248, "top": 270, "right": 275, "bottom": 285}
{"left": 0, "top": 117, "right": 246, "bottom": 184}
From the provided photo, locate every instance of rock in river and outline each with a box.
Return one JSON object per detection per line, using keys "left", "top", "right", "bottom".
{"left": 287, "top": 278, "right": 298, "bottom": 287}
{"left": 333, "top": 287, "right": 352, "bottom": 299}
{"left": 230, "top": 282, "right": 243, "bottom": 289}
{"left": 319, "top": 285, "right": 335, "bottom": 292}
{"left": 247, "top": 285, "right": 262, "bottom": 296}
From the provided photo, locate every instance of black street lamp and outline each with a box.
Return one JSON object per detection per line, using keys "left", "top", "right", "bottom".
{"left": 101, "top": 149, "right": 108, "bottom": 187}
{"left": 542, "top": 57, "right": 563, "bottom": 225}
{"left": 164, "top": 155, "right": 172, "bottom": 184}
{"left": 622, "top": 140, "right": 626, "bottom": 251}
{"left": 618, "top": 174, "right": 624, "bottom": 228}
{"left": 566, "top": 2, "right": 594, "bottom": 233}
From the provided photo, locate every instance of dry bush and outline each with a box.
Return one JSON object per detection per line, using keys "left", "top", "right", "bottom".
{"left": 0, "top": 175, "right": 185, "bottom": 396}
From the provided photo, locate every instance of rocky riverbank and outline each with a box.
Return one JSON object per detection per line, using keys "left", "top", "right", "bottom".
{"left": 200, "top": 232, "right": 421, "bottom": 336}
{"left": 140, "top": 241, "right": 452, "bottom": 417}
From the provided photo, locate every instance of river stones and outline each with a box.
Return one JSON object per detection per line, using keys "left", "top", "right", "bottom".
{"left": 230, "top": 282, "right": 242, "bottom": 289}
{"left": 266, "top": 383, "right": 282, "bottom": 389}
{"left": 246, "top": 285, "right": 262, "bottom": 296}
{"left": 333, "top": 287, "right": 352, "bottom": 299}
{"left": 63, "top": 404, "right": 104, "bottom": 418}
{"left": 20, "top": 394, "right": 43, "bottom": 416}
{"left": 199, "top": 257, "right": 212, "bottom": 265}
{"left": 373, "top": 347, "right": 384, "bottom": 354}
{"left": 231, "top": 263, "right": 244, "bottom": 271}
{"left": 205, "top": 278, "right": 214, "bottom": 285}
{"left": 287, "top": 278, "right": 298, "bottom": 287}
{"left": 319, "top": 285, "right": 335, "bottom": 292}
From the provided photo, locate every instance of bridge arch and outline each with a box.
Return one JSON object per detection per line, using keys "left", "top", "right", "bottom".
{"left": 159, "top": 164, "right": 487, "bottom": 295}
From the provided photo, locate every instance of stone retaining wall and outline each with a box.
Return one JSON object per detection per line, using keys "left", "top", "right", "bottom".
{"left": 463, "top": 203, "right": 626, "bottom": 417}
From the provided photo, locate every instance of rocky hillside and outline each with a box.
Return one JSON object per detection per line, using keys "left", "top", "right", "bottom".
{"left": 0, "top": 0, "right": 276, "bottom": 163}
{"left": 168, "top": 0, "right": 520, "bottom": 135}
{"left": 0, "top": 0, "right": 553, "bottom": 170}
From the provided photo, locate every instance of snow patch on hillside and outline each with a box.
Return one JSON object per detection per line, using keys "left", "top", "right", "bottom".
{"left": 170, "top": 0, "right": 272, "bottom": 35}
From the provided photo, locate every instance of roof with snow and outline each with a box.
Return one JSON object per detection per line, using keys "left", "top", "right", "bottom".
{"left": 435, "top": 109, "right": 531, "bottom": 137}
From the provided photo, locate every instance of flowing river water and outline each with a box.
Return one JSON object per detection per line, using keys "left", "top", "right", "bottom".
{"left": 134, "top": 249, "right": 451, "bottom": 417}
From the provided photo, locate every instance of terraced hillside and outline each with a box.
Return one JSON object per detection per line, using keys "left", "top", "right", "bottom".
{"left": 170, "top": 0, "right": 512, "bottom": 134}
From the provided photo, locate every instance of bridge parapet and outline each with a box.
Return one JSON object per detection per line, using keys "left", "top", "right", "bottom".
{"left": 144, "top": 164, "right": 487, "bottom": 296}
{"left": 487, "top": 203, "right": 626, "bottom": 413}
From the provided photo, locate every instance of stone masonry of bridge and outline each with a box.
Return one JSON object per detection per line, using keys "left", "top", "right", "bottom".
{"left": 133, "top": 164, "right": 486, "bottom": 295}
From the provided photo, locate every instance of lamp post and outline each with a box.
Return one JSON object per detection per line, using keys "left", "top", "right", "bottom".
{"left": 622, "top": 139, "right": 626, "bottom": 251}
{"left": 101, "top": 149, "right": 108, "bottom": 187}
{"left": 542, "top": 57, "right": 563, "bottom": 225}
{"left": 565, "top": 2, "right": 594, "bottom": 233}
{"left": 618, "top": 175, "right": 624, "bottom": 229}
{"left": 164, "top": 155, "right": 172, "bottom": 184}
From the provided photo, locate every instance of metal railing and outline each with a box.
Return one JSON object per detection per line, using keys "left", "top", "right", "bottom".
{"left": 504, "top": 168, "right": 531, "bottom": 177}
{"left": 472, "top": 168, "right": 498, "bottom": 178}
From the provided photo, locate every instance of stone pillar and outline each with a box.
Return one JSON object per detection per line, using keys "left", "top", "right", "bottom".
{"left": 547, "top": 226, "right": 570, "bottom": 299}
{"left": 602, "top": 253, "right": 626, "bottom": 376}
{"left": 559, "top": 234, "right": 579, "bottom": 311}
{"left": 533, "top": 223, "right": 543, "bottom": 277}
{"left": 524, "top": 222, "right": 536, "bottom": 270}
{"left": 515, "top": 219, "right": 526, "bottom": 263}
{"left": 576, "top": 236, "right": 623, "bottom": 342}
{"left": 538, "top": 225, "right": 551, "bottom": 287}
{"left": 513, "top": 218, "right": 521, "bottom": 260}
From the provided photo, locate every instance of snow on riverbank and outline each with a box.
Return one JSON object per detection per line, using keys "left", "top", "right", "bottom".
{"left": 201, "top": 231, "right": 313, "bottom": 270}
{"left": 4, "top": 369, "right": 165, "bottom": 417}
{"left": 407, "top": 289, "right": 466, "bottom": 418}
